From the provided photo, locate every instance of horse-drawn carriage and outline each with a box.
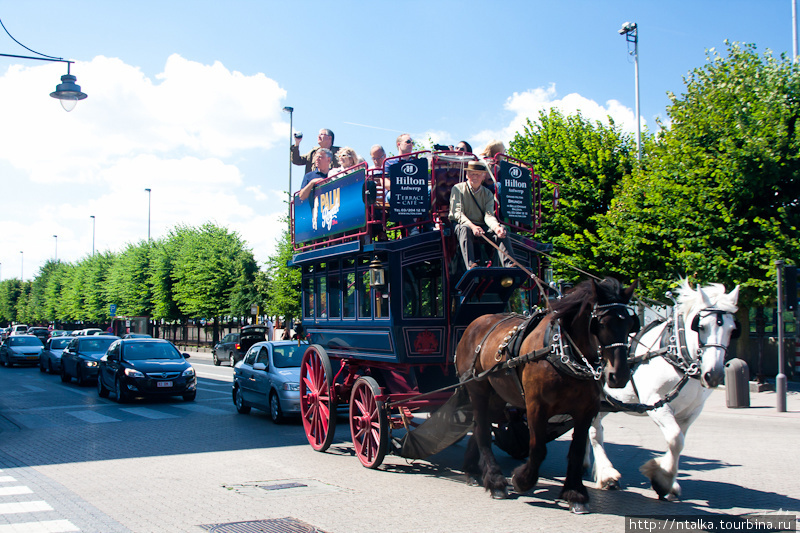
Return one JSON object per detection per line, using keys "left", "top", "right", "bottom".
{"left": 290, "top": 150, "right": 551, "bottom": 464}
{"left": 289, "top": 148, "right": 643, "bottom": 512}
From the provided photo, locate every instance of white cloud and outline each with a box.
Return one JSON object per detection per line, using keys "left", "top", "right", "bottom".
{"left": 471, "top": 84, "right": 642, "bottom": 148}
{"left": 0, "top": 54, "right": 291, "bottom": 278}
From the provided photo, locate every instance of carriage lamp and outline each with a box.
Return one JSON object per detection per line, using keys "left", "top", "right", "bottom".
{"left": 368, "top": 256, "right": 385, "bottom": 287}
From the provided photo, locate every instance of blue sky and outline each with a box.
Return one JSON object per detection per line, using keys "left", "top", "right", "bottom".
{"left": 0, "top": 0, "right": 795, "bottom": 281}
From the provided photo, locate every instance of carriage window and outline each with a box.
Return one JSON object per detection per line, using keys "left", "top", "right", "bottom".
{"left": 328, "top": 271, "right": 341, "bottom": 318}
{"left": 374, "top": 286, "right": 389, "bottom": 319}
{"left": 359, "top": 271, "right": 372, "bottom": 318}
{"left": 403, "top": 260, "right": 443, "bottom": 318}
{"left": 506, "top": 288, "right": 528, "bottom": 315}
{"left": 303, "top": 276, "right": 314, "bottom": 318}
{"left": 343, "top": 272, "right": 356, "bottom": 318}
{"left": 316, "top": 275, "right": 327, "bottom": 318}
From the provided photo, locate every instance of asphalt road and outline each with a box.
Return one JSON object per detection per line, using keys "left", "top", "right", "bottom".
{"left": 0, "top": 352, "right": 798, "bottom": 533}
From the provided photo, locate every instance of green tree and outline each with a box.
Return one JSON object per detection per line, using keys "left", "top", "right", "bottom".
{"left": 597, "top": 42, "right": 800, "bottom": 304}
{"left": 106, "top": 241, "right": 154, "bottom": 317}
{"left": 264, "top": 224, "right": 301, "bottom": 323}
{"left": 509, "top": 109, "right": 638, "bottom": 280}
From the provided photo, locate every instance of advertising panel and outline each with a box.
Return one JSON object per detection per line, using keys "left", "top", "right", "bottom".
{"left": 294, "top": 168, "right": 367, "bottom": 244}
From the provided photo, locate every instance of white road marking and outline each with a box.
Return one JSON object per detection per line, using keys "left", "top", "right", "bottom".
{"left": 0, "top": 477, "right": 16, "bottom": 483}
{"left": 0, "top": 501, "right": 53, "bottom": 514}
{"left": 0, "top": 486, "right": 33, "bottom": 496}
{"left": 120, "top": 407, "right": 178, "bottom": 420}
{"left": 0, "top": 519, "right": 79, "bottom": 532}
{"left": 65, "top": 411, "right": 119, "bottom": 424}
{"left": 172, "top": 404, "right": 229, "bottom": 415}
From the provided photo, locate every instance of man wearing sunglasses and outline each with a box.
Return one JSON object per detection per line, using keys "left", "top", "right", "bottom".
{"left": 292, "top": 128, "right": 340, "bottom": 175}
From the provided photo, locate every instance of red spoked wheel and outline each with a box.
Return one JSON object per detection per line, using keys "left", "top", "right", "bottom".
{"left": 300, "top": 345, "right": 337, "bottom": 452}
{"left": 349, "top": 376, "right": 388, "bottom": 469}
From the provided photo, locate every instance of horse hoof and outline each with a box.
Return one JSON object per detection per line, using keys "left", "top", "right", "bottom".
{"left": 570, "top": 502, "right": 590, "bottom": 514}
{"left": 491, "top": 487, "right": 510, "bottom": 500}
{"left": 601, "top": 479, "right": 620, "bottom": 490}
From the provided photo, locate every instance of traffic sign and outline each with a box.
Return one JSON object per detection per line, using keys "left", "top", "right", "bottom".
{"left": 110, "top": 304, "right": 117, "bottom": 317}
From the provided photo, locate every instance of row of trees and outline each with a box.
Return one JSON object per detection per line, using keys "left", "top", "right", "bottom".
{"left": 512, "top": 42, "right": 799, "bottom": 307}
{"left": 1, "top": 42, "right": 796, "bottom": 329}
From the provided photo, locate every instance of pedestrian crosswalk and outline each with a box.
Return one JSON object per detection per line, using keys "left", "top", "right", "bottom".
{"left": 0, "top": 470, "right": 79, "bottom": 532}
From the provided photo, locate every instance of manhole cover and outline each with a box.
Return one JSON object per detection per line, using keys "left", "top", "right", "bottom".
{"left": 200, "top": 517, "right": 329, "bottom": 533}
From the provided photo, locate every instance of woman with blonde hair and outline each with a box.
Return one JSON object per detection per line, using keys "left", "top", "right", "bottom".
{"left": 479, "top": 140, "right": 506, "bottom": 193}
{"left": 329, "top": 146, "right": 359, "bottom": 175}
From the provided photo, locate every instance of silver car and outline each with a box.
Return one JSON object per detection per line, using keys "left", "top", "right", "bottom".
{"left": 39, "top": 336, "right": 74, "bottom": 374}
{"left": 0, "top": 335, "right": 44, "bottom": 367}
{"left": 232, "top": 341, "right": 307, "bottom": 423}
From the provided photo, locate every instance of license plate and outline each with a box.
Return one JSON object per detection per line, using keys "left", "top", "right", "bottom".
{"left": 26, "top": 356, "right": 39, "bottom": 360}
{"left": 156, "top": 381, "right": 173, "bottom": 388}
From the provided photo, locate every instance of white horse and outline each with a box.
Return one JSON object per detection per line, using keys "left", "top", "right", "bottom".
{"left": 589, "top": 279, "right": 740, "bottom": 500}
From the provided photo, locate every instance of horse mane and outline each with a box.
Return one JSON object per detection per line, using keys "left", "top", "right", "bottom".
{"left": 674, "top": 278, "right": 739, "bottom": 315}
{"left": 552, "top": 277, "right": 629, "bottom": 323}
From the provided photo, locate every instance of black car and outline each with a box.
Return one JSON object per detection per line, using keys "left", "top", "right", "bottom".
{"left": 96, "top": 339, "right": 196, "bottom": 403}
{"left": 0, "top": 335, "right": 44, "bottom": 366}
{"left": 212, "top": 325, "right": 268, "bottom": 367}
{"left": 60, "top": 335, "right": 120, "bottom": 385}
{"left": 27, "top": 327, "right": 50, "bottom": 343}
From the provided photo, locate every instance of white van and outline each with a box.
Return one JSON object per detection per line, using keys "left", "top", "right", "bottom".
{"left": 10, "top": 324, "right": 29, "bottom": 336}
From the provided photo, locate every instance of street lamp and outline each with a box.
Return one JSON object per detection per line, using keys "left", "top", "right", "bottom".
{"left": 20, "top": 251, "right": 23, "bottom": 281}
{"left": 54, "top": 234, "right": 58, "bottom": 261}
{"left": 90, "top": 215, "right": 95, "bottom": 256}
{"left": 145, "top": 188, "right": 151, "bottom": 241}
{"left": 0, "top": 17, "right": 88, "bottom": 112}
{"left": 619, "top": 21, "right": 642, "bottom": 162}
{"left": 282, "top": 106, "right": 294, "bottom": 222}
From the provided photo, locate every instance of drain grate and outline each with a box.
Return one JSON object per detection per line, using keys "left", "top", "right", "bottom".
{"left": 199, "top": 517, "right": 329, "bottom": 533}
{"left": 258, "top": 482, "right": 307, "bottom": 491}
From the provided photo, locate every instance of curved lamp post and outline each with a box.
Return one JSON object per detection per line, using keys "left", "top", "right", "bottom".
{"left": 282, "top": 106, "right": 294, "bottom": 223}
{"left": 0, "top": 18, "right": 87, "bottom": 111}
{"left": 619, "top": 21, "right": 641, "bottom": 162}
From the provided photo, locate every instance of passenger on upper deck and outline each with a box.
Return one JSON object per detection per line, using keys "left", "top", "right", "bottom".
{"left": 329, "top": 147, "right": 359, "bottom": 175}
{"left": 449, "top": 160, "right": 516, "bottom": 270}
{"left": 384, "top": 133, "right": 414, "bottom": 174}
{"left": 292, "top": 129, "right": 340, "bottom": 175}
{"left": 479, "top": 140, "right": 506, "bottom": 193}
{"left": 370, "top": 145, "right": 390, "bottom": 201}
{"left": 455, "top": 140, "right": 473, "bottom": 153}
{"left": 298, "top": 148, "right": 332, "bottom": 201}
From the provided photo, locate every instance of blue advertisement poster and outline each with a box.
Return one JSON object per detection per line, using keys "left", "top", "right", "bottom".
{"left": 388, "top": 158, "right": 430, "bottom": 222}
{"left": 294, "top": 168, "right": 367, "bottom": 244}
{"left": 498, "top": 160, "right": 532, "bottom": 227}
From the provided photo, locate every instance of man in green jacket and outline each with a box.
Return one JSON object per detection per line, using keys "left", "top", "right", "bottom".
{"left": 449, "top": 160, "right": 515, "bottom": 269}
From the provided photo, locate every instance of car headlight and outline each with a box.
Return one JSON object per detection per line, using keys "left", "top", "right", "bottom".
{"left": 282, "top": 382, "right": 300, "bottom": 392}
{"left": 182, "top": 367, "right": 195, "bottom": 378}
{"left": 84, "top": 361, "right": 98, "bottom": 367}
{"left": 124, "top": 368, "right": 144, "bottom": 378}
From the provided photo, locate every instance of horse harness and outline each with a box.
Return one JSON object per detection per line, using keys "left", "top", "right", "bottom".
{"left": 458, "top": 303, "right": 636, "bottom": 397}
{"left": 604, "top": 306, "right": 738, "bottom": 413}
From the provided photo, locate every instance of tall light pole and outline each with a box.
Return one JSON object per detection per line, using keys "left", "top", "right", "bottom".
{"left": 794, "top": 0, "right": 798, "bottom": 62}
{"left": 90, "top": 215, "right": 95, "bottom": 256}
{"left": 19, "top": 251, "right": 23, "bottom": 281}
{"left": 619, "top": 21, "right": 642, "bottom": 162}
{"left": 53, "top": 234, "right": 58, "bottom": 261}
{"left": 282, "top": 106, "right": 294, "bottom": 222}
{"left": 145, "top": 188, "right": 151, "bottom": 241}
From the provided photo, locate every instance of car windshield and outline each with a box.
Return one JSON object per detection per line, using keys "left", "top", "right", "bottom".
{"left": 272, "top": 345, "right": 305, "bottom": 368}
{"left": 50, "top": 338, "right": 71, "bottom": 349}
{"left": 123, "top": 341, "right": 181, "bottom": 360}
{"left": 9, "top": 337, "right": 43, "bottom": 347}
{"left": 79, "top": 338, "right": 117, "bottom": 353}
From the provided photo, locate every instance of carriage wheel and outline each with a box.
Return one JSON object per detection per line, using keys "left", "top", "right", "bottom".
{"left": 300, "top": 345, "right": 337, "bottom": 452}
{"left": 349, "top": 376, "right": 388, "bottom": 469}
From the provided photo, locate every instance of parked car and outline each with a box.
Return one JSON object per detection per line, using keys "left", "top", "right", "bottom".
{"left": 60, "top": 335, "right": 120, "bottom": 385}
{"left": 73, "top": 328, "right": 103, "bottom": 336}
{"left": 39, "top": 336, "right": 74, "bottom": 374}
{"left": 0, "top": 327, "right": 10, "bottom": 341}
{"left": 0, "top": 335, "right": 44, "bottom": 367}
{"left": 121, "top": 333, "right": 151, "bottom": 339}
{"left": 232, "top": 340, "right": 307, "bottom": 423}
{"left": 10, "top": 324, "right": 29, "bottom": 336}
{"left": 212, "top": 325, "right": 269, "bottom": 367}
{"left": 49, "top": 330, "right": 70, "bottom": 338}
{"left": 96, "top": 338, "right": 196, "bottom": 403}
{"left": 27, "top": 327, "right": 50, "bottom": 343}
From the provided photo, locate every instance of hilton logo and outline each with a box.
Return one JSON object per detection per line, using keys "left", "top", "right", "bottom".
{"left": 509, "top": 167, "right": 522, "bottom": 178}
{"left": 401, "top": 163, "right": 418, "bottom": 175}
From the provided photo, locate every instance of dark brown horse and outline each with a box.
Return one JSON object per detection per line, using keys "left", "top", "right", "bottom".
{"left": 455, "top": 278, "right": 638, "bottom": 513}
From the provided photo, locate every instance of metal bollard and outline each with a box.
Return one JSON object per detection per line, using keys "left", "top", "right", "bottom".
{"left": 725, "top": 358, "right": 750, "bottom": 408}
